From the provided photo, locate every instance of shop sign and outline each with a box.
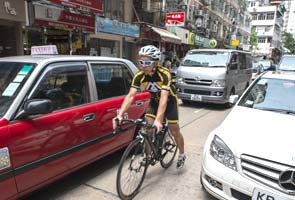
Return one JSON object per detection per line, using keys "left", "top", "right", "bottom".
{"left": 0, "top": 0, "right": 25, "bottom": 22}
{"left": 165, "top": 12, "right": 185, "bottom": 27}
{"left": 209, "top": 39, "right": 217, "bottom": 48}
{"left": 96, "top": 17, "right": 139, "bottom": 38}
{"left": 166, "top": 26, "right": 189, "bottom": 44}
{"left": 231, "top": 40, "right": 240, "bottom": 46}
{"left": 187, "top": 32, "right": 195, "bottom": 45}
{"left": 48, "top": 0, "right": 103, "bottom": 14}
{"left": 195, "top": 34, "right": 204, "bottom": 46}
{"left": 34, "top": 4, "right": 95, "bottom": 33}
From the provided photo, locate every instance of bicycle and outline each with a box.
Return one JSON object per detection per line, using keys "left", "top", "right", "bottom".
{"left": 114, "top": 118, "right": 178, "bottom": 200}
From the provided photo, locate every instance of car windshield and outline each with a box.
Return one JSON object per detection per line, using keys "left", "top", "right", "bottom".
{"left": 279, "top": 56, "right": 295, "bottom": 71}
{"left": 0, "top": 62, "right": 36, "bottom": 118}
{"left": 238, "top": 77, "right": 295, "bottom": 114}
{"left": 181, "top": 51, "right": 229, "bottom": 67}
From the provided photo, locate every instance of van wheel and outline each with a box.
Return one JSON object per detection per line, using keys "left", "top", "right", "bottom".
{"left": 182, "top": 99, "right": 191, "bottom": 105}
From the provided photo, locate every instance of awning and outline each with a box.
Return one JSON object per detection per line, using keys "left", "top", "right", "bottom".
{"left": 149, "top": 26, "right": 181, "bottom": 44}
{"left": 141, "top": 25, "right": 181, "bottom": 44}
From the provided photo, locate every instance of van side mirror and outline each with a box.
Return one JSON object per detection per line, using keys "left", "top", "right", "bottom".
{"left": 229, "top": 95, "right": 239, "bottom": 104}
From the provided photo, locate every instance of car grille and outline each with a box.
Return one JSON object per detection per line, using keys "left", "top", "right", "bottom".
{"left": 241, "top": 154, "right": 295, "bottom": 194}
{"left": 184, "top": 78, "right": 212, "bottom": 86}
{"left": 183, "top": 89, "right": 210, "bottom": 95}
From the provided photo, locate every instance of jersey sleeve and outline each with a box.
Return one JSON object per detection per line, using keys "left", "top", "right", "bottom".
{"left": 131, "top": 71, "right": 142, "bottom": 89}
{"left": 161, "top": 70, "right": 172, "bottom": 91}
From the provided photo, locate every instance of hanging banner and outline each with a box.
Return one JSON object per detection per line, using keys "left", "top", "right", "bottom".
{"left": 48, "top": 0, "right": 103, "bottom": 14}
{"left": 34, "top": 4, "right": 95, "bottom": 32}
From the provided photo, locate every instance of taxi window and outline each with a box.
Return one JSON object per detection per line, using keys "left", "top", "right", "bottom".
{"left": 31, "top": 64, "right": 89, "bottom": 111}
{"left": 91, "top": 63, "right": 132, "bottom": 99}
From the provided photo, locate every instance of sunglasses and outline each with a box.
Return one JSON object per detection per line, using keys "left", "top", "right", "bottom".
{"left": 138, "top": 60, "right": 154, "bottom": 66}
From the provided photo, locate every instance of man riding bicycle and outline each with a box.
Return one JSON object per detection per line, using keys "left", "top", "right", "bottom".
{"left": 113, "top": 45, "right": 186, "bottom": 169}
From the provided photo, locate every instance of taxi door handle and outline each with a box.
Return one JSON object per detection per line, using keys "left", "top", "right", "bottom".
{"left": 83, "top": 113, "right": 95, "bottom": 122}
{"left": 136, "top": 100, "right": 143, "bottom": 106}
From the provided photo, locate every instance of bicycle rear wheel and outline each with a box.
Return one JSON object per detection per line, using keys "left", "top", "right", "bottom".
{"left": 116, "top": 138, "right": 148, "bottom": 200}
{"left": 160, "top": 130, "right": 178, "bottom": 168}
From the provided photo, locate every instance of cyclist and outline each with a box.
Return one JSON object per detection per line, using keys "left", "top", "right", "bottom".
{"left": 112, "top": 45, "right": 186, "bottom": 169}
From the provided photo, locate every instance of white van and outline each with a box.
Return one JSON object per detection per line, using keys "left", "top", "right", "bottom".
{"left": 176, "top": 49, "right": 252, "bottom": 105}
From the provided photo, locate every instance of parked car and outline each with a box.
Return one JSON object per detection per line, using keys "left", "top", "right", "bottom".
{"left": 0, "top": 46, "right": 150, "bottom": 200}
{"left": 278, "top": 54, "right": 295, "bottom": 71}
{"left": 252, "top": 61, "right": 264, "bottom": 80}
{"left": 258, "top": 59, "right": 276, "bottom": 71}
{"left": 201, "top": 70, "right": 295, "bottom": 200}
{"left": 176, "top": 49, "right": 252, "bottom": 105}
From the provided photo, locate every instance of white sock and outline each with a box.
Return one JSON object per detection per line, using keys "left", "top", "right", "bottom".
{"left": 179, "top": 153, "right": 185, "bottom": 158}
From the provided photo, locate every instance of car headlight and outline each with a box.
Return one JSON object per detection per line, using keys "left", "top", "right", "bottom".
{"left": 210, "top": 135, "right": 237, "bottom": 171}
{"left": 176, "top": 77, "right": 184, "bottom": 84}
{"left": 211, "top": 80, "right": 225, "bottom": 87}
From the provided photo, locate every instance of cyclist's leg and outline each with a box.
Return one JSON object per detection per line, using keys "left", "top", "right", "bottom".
{"left": 165, "top": 96, "right": 186, "bottom": 168}
{"left": 145, "top": 98, "right": 157, "bottom": 160}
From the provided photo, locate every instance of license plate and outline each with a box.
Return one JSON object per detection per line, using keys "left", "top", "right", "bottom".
{"left": 190, "top": 94, "right": 202, "bottom": 101}
{"left": 252, "top": 188, "right": 288, "bottom": 200}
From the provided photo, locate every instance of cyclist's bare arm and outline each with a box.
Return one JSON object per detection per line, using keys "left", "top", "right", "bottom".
{"left": 113, "top": 87, "right": 138, "bottom": 129}
{"left": 154, "top": 89, "right": 169, "bottom": 132}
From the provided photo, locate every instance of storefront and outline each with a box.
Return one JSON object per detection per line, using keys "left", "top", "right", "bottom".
{"left": 0, "top": 0, "right": 26, "bottom": 57}
{"left": 140, "top": 24, "right": 181, "bottom": 64}
{"left": 25, "top": 1, "right": 99, "bottom": 55}
{"left": 90, "top": 17, "right": 139, "bottom": 62}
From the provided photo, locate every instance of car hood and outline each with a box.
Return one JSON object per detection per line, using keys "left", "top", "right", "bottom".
{"left": 216, "top": 106, "right": 295, "bottom": 166}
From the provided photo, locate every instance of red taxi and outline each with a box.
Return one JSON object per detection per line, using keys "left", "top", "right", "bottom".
{"left": 0, "top": 46, "right": 150, "bottom": 200}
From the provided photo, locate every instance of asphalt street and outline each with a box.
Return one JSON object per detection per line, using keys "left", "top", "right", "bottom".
{"left": 24, "top": 102, "right": 232, "bottom": 200}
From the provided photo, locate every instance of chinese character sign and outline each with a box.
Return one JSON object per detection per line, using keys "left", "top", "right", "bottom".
{"left": 165, "top": 12, "right": 185, "bottom": 27}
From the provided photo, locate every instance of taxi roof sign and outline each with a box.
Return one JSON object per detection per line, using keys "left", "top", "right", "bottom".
{"left": 31, "top": 45, "right": 58, "bottom": 55}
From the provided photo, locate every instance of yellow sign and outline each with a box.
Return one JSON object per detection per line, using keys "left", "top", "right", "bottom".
{"left": 188, "top": 32, "right": 195, "bottom": 45}
{"left": 231, "top": 40, "right": 240, "bottom": 46}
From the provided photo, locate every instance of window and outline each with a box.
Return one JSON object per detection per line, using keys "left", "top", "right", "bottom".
{"left": 258, "top": 14, "right": 266, "bottom": 20}
{"left": 31, "top": 64, "right": 89, "bottom": 111}
{"left": 258, "top": 38, "right": 266, "bottom": 43}
{"left": 229, "top": 54, "right": 238, "bottom": 70}
{"left": 239, "top": 54, "right": 247, "bottom": 70}
{"left": 91, "top": 64, "right": 132, "bottom": 99}
{"left": 252, "top": 14, "right": 257, "bottom": 20}
{"left": 267, "top": 13, "right": 274, "bottom": 20}
{"left": 250, "top": 2, "right": 255, "bottom": 7}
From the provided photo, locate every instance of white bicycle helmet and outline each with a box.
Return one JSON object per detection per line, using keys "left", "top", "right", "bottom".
{"left": 138, "top": 45, "right": 161, "bottom": 60}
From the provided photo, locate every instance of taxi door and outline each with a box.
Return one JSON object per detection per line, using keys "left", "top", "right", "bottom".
{"left": 8, "top": 62, "right": 100, "bottom": 193}
{"left": 89, "top": 62, "right": 150, "bottom": 153}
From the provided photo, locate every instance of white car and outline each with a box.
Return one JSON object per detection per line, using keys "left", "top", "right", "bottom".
{"left": 201, "top": 71, "right": 295, "bottom": 200}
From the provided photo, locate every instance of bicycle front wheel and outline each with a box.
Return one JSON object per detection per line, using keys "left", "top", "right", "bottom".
{"left": 160, "top": 130, "right": 178, "bottom": 169}
{"left": 116, "top": 138, "right": 148, "bottom": 200}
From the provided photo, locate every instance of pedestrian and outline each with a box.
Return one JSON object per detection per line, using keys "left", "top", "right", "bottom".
{"left": 163, "top": 56, "right": 172, "bottom": 70}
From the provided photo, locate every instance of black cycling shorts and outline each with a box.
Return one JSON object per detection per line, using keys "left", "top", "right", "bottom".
{"left": 145, "top": 95, "right": 179, "bottom": 124}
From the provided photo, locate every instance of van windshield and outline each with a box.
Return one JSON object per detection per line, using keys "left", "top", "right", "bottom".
{"left": 181, "top": 51, "right": 229, "bottom": 67}
{"left": 0, "top": 62, "right": 36, "bottom": 118}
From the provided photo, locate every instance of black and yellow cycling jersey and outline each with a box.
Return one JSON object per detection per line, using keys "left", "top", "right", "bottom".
{"left": 131, "top": 65, "right": 179, "bottom": 123}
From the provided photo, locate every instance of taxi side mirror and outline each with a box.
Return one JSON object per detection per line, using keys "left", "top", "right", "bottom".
{"left": 15, "top": 99, "right": 53, "bottom": 120}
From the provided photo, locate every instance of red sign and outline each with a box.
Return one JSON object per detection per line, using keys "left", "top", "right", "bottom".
{"left": 34, "top": 5, "right": 95, "bottom": 32}
{"left": 165, "top": 12, "right": 185, "bottom": 27}
{"left": 48, "top": 0, "right": 103, "bottom": 14}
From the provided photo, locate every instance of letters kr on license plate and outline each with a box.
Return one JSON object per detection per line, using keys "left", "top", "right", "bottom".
{"left": 190, "top": 94, "right": 202, "bottom": 101}
{"left": 252, "top": 188, "right": 288, "bottom": 200}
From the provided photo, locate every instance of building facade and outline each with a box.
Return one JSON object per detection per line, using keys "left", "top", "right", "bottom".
{"left": 247, "top": 0, "right": 284, "bottom": 60}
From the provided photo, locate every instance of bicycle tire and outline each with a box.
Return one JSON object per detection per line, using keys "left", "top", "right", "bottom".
{"left": 160, "top": 130, "right": 178, "bottom": 169}
{"left": 116, "top": 138, "right": 148, "bottom": 200}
